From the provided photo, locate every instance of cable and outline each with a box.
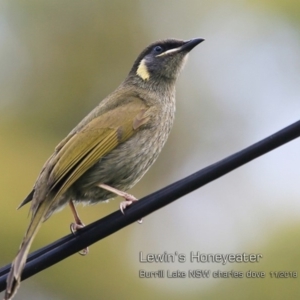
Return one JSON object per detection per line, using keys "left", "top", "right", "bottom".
{"left": 0, "top": 119, "right": 299, "bottom": 291}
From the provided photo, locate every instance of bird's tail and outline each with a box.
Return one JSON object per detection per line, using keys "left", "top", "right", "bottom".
{"left": 4, "top": 200, "right": 51, "bottom": 300}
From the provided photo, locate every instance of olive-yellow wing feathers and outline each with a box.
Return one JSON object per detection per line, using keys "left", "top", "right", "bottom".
{"left": 46, "top": 98, "right": 151, "bottom": 207}
{"left": 19, "top": 98, "right": 152, "bottom": 213}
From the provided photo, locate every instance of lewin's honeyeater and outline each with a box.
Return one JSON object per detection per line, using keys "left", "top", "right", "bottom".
{"left": 4, "top": 37, "right": 204, "bottom": 299}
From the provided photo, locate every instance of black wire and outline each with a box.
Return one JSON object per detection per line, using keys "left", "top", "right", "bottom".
{"left": 0, "top": 120, "right": 299, "bottom": 292}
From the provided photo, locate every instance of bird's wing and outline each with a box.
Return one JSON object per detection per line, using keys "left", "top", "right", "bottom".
{"left": 23, "top": 97, "right": 153, "bottom": 212}
{"left": 49, "top": 98, "right": 151, "bottom": 201}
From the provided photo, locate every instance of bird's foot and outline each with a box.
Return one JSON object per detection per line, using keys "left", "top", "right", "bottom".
{"left": 69, "top": 201, "right": 89, "bottom": 256}
{"left": 119, "top": 193, "right": 137, "bottom": 214}
{"left": 70, "top": 221, "right": 85, "bottom": 234}
{"left": 70, "top": 221, "right": 89, "bottom": 256}
{"left": 119, "top": 196, "right": 143, "bottom": 224}
{"left": 98, "top": 183, "right": 143, "bottom": 224}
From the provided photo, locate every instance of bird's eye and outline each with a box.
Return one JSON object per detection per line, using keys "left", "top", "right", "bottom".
{"left": 154, "top": 45, "right": 163, "bottom": 54}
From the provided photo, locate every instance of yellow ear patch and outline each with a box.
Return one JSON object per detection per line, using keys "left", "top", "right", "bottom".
{"left": 136, "top": 59, "right": 150, "bottom": 81}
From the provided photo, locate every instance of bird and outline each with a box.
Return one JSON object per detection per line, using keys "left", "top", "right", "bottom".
{"left": 4, "top": 37, "right": 204, "bottom": 300}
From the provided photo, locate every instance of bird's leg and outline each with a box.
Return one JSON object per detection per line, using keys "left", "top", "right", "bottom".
{"left": 69, "top": 200, "right": 85, "bottom": 231}
{"left": 98, "top": 183, "right": 142, "bottom": 223}
{"left": 69, "top": 200, "right": 89, "bottom": 255}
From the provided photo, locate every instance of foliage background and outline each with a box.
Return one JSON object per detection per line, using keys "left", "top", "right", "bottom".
{"left": 1, "top": 1, "right": 300, "bottom": 299}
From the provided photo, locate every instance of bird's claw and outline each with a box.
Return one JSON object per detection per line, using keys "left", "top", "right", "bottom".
{"left": 70, "top": 222, "right": 89, "bottom": 256}
{"left": 119, "top": 199, "right": 143, "bottom": 224}
{"left": 119, "top": 200, "right": 133, "bottom": 214}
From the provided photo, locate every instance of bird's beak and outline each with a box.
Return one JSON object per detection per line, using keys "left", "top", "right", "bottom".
{"left": 180, "top": 38, "right": 205, "bottom": 52}
{"left": 156, "top": 38, "right": 205, "bottom": 57}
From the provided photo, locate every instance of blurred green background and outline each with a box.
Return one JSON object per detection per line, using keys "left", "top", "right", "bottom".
{"left": 1, "top": 0, "right": 300, "bottom": 299}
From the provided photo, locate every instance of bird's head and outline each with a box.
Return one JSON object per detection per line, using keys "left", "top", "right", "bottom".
{"left": 128, "top": 38, "right": 204, "bottom": 86}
